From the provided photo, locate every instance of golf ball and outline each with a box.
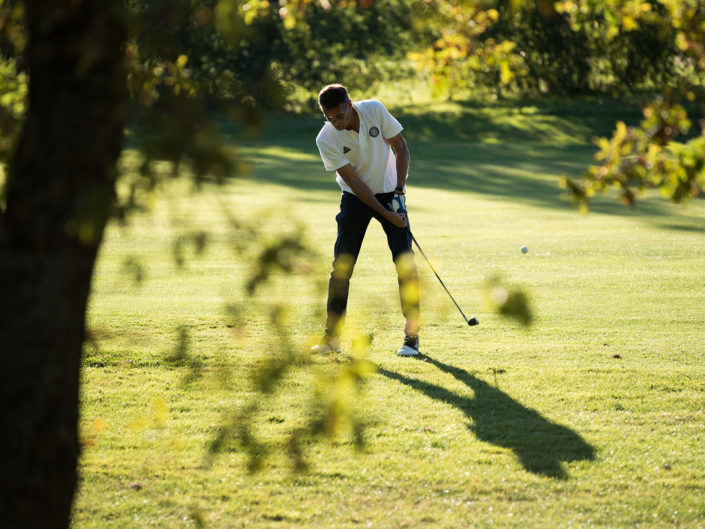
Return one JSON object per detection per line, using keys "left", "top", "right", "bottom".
{"left": 521, "top": 246, "right": 528, "bottom": 254}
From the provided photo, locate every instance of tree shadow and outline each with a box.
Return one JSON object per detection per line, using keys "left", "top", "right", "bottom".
{"left": 377, "top": 355, "right": 595, "bottom": 479}
{"left": 226, "top": 103, "right": 703, "bottom": 229}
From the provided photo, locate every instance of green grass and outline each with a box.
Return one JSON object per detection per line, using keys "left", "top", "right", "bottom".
{"left": 75, "top": 99, "right": 705, "bottom": 528}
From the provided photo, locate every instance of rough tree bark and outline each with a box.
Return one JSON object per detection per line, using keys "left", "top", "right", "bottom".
{"left": 0, "top": 1, "right": 127, "bottom": 528}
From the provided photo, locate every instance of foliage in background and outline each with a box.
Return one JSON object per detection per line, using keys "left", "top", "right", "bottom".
{"left": 0, "top": 2, "right": 26, "bottom": 173}
{"left": 554, "top": 0, "right": 681, "bottom": 91}
{"left": 563, "top": 95, "right": 704, "bottom": 210}
{"left": 562, "top": 0, "right": 705, "bottom": 208}
{"left": 408, "top": 5, "right": 530, "bottom": 99}
{"left": 0, "top": 59, "right": 25, "bottom": 166}
{"left": 411, "top": 0, "right": 692, "bottom": 99}
{"left": 408, "top": 0, "right": 703, "bottom": 205}
{"left": 126, "top": 0, "right": 431, "bottom": 116}
{"left": 273, "top": 0, "right": 429, "bottom": 99}
{"left": 484, "top": 0, "right": 593, "bottom": 95}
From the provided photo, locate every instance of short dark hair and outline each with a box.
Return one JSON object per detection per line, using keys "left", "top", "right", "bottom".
{"left": 318, "top": 84, "right": 349, "bottom": 111}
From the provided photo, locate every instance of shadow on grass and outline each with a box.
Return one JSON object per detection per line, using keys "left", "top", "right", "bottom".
{"left": 240, "top": 142, "right": 592, "bottom": 205}
{"left": 230, "top": 100, "right": 701, "bottom": 226}
{"left": 227, "top": 96, "right": 646, "bottom": 146}
{"left": 378, "top": 355, "right": 595, "bottom": 479}
{"left": 241, "top": 140, "right": 692, "bottom": 224}
{"left": 229, "top": 98, "right": 633, "bottom": 209}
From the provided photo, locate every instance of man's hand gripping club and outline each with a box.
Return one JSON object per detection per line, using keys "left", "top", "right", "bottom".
{"left": 392, "top": 186, "right": 408, "bottom": 224}
{"left": 337, "top": 164, "right": 407, "bottom": 227}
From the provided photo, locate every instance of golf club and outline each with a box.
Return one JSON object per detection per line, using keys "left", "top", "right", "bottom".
{"left": 408, "top": 229, "right": 479, "bottom": 327}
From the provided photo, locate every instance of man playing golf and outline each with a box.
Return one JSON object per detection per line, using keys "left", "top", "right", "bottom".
{"left": 312, "top": 84, "right": 421, "bottom": 356}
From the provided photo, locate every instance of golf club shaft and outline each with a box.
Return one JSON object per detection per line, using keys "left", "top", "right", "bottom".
{"left": 408, "top": 230, "right": 474, "bottom": 324}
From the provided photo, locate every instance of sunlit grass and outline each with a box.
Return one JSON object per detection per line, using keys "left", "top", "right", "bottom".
{"left": 75, "top": 101, "right": 705, "bottom": 528}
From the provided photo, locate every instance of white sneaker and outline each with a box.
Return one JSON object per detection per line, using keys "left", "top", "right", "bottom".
{"left": 397, "top": 335, "right": 420, "bottom": 356}
{"left": 311, "top": 336, "right": 341, "bottom": 354}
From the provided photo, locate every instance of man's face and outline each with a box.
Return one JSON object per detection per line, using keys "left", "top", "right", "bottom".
{"left": 323, "top": 101, "right": 349, "bottom": 131}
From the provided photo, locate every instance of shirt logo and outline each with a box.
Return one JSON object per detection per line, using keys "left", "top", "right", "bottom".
{"left": 343, "top": 146, "right": 351, "bottom": 154}
{"left": 369, "top": 126, "right": 380, "bottom": 137}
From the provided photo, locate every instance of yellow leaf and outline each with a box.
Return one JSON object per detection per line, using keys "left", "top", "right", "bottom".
{"left": 129, "top": 418, "right": 147, "bottom": 432}
{"left": 622, "top": 15, "right": 637, "bottom": 31}
{"left": 283, "top": 14, "right": 296, "bottom": 30}
{"left": 675, "top": 32, "right": 688, "bottom": 51}
{"left": 500, "top": 61, "right": 513, "bottom": 84}
{"left": 92, "top": 417, "right": 107, "bottom": 434}
{"left": 151, "top": 396, "right": 169, "bottom": 425}
{"left": 509, "top": 0, "right": 522, "bottom": 12}
{"left": 615, "top": 121, "right": 627, "bottom": 141}
{"left": 177, "top": 54, "right": 188, "bottom": 69}
{"left": 351, "top": 334, "right": 371, "bottom": 357}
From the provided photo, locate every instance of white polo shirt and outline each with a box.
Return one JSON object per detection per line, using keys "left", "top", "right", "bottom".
{"left": 315, "top": 100, "right": 403, "bottom": 194}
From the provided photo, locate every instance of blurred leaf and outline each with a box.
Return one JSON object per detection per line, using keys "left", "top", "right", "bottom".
{"left": 165, "top": 325, "right": 190, "bottom": 365}
{"left": 150, "top": 396, "right": 169, "bottom": 426}
{"left": 0, "top": 58, "right": 27, "bottom": 163}
{"left": 172, "top": 231, "right": 209, "bottom": 268}
{"left": 575, "top": 97, "right": 704, "bottom": 209}
{"left": 165, "top": 325, "right": 204, "bottom": 386}
{"left": 483, "top": 276, "right": 533, "bottom": 327}
{"left": 246, "top": 230, "right": 312, "bottom": 295}
{"left": 121, "top": 256, "right": 146, "bottom": 285}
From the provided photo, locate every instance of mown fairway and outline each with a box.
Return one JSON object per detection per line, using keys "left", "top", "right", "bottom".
{"left": 75, "top": 99, "right": 705, "bottom": 528}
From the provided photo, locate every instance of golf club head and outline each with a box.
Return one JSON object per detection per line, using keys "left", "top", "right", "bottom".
{"left": 467, "top": 317, "right": 479, "bottom": 326}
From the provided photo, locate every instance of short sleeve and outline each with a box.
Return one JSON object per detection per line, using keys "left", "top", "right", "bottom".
{"left": 316, "top": 134, "right": 349, "bottom": 171}
{"left": 377, "top": 102, "right": 403, "bottom": 140}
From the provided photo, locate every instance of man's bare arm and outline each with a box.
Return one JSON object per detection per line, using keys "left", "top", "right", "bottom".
{"left": 386, "top": 133, "right": 409, "bottom": 190}
{"left": 337, "top": 164, "right": 407, "bottom": 228}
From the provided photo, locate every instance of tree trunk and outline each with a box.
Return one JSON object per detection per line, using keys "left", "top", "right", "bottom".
{"left": 0, "top": 1, "right": 127, "bottom": 528}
